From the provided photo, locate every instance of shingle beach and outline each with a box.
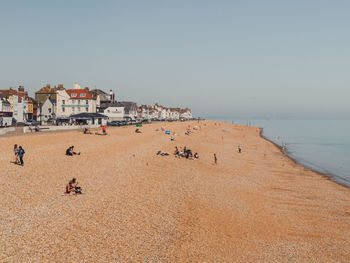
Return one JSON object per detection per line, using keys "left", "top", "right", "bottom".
{"left": 1, "top": 120, "right": 349, "bottom": 262}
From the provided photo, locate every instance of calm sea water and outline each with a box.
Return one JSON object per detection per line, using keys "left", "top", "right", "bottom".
{"left": 213, "top": 118, "right": 350, "bottom": 187}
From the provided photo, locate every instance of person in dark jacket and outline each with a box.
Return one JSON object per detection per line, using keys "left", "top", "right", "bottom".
{"left": 66, "top": 146, "right": 80, "bottom": 156}
{"left": 18, "top": 146, "right": 25, "bottom": 166}
{"left": 13, "top": 144, "right": 19, "bottom": 164}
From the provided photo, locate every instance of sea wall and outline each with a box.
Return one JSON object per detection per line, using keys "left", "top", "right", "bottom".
{"left": 23, "top": 125, "right": 101, "bottom": 133}
{"left": 0, "top": 127, "right": 15, "bottom": 135}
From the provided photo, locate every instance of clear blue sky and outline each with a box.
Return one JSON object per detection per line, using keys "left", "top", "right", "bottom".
{"left": 1, "top": 0, "right": 349, "bottom": 118}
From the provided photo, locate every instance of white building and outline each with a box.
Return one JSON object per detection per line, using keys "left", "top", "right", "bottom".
{"left": 180, "top": 108, "right": 193, "bottom": 119}
{"left": 0, "top": 98, "right": 12, "bottom": 126}
{"left": 115, "top": 102, "right": 137, "bottom": 120}
{"left": 169, "top": 108, "right": 180, "bottom": 120}
{"left": 56, "top": 87, "right": 99, "bottom": 119}
{"left": 138, "top": 104, "right": 191, "bottom": 121}
{"left": 100, "top": 102, "right": 125, "bottom": 121}
{"left": 38, "top": 98, "right": 56, "bottom": 123}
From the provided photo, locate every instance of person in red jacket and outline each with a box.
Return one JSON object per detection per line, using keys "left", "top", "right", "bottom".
{"left": 102, "top": 125, "right": 107, "bottom": 135}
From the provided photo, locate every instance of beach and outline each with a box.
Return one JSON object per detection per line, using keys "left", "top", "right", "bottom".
{"left": 0, "top": 120, "right": 349, "bottom": 262}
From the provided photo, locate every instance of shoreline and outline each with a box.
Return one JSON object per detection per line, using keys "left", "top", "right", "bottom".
{"left": 2, "top": 121, "right": 349, "bottom": 189}
{"left": 258, "top": 127, "right": 350, "bottom": 190}
{"left": 2, "top": 121, "right": 349, "bottom": 190}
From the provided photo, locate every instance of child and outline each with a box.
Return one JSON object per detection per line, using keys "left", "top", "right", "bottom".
{"left": 13, "top": 144, "right": 19, "bottom": 164}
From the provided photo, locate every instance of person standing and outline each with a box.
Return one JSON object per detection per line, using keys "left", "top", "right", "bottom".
{"left": 102, "top": 125, "right": 107, "bottom": 135}
{"left": 13, "top": 144, "right": 19, "bottom": 164}
{"left": 214, "top": 153, "right": 217, "bottom": 165}
{"left": 238, "top": 145, "right": 242, "bottom": 153}
{"left": 18, "top": 146, "right": 25, "bottom": 166}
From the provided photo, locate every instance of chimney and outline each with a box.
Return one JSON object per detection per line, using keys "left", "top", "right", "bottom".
{"left": 109, "top": 90, "right": 115, "bottom": 102}
{"left": 74, "top": 82, "right": 81, "bottom": 89}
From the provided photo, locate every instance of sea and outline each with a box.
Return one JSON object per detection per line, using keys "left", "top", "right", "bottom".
{"left": 212, "top": 118, "right": 350, "bottom": 188}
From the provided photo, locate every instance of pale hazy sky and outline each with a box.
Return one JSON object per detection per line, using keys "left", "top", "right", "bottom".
{"left": 1, "top": 0, "right": 349, "bottom": 118}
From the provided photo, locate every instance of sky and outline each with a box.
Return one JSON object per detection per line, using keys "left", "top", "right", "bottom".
{"left": 0, "top": 0, "right": 349, "bottom": 119}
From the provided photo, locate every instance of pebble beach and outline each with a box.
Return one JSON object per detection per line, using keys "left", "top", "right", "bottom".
{"left": 0, "top": 120, "right": 349, "bottom": 262}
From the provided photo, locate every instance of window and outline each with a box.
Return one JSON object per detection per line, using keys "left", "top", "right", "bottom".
{"left": 71, "top": 93, "right": 77, "bottom": 97}
{"left": 72, "top": 107, "right": 75, "bottom": 112}
{"left": 62, "top": 100, "right": 65, "bottom": 105}
{"left": 78, "top": 107, "right": 80, "bottom": 112}
{"left": 62, "top": 107, "right": 65, "bottom": 112}
{"left": 85, "top": 107, "right": 88, "bottom": 112}
{"left": 81, "top": 93, "right": 86, "bottom": 97}
{"left": 86, "top": 100, "right": 88, "bottom": 104}
{"left": 78, "top": 100, "right": 80, "bottom": 105}
{"left": 48, "top": 108, "right": 52, "bottom": 113}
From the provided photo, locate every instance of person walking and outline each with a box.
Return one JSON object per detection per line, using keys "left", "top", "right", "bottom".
{"left": 18, "top": 146, "right": 25, "bottom": 166}
{"left": 214, "top": 153, "right": 217, "bottom": 165}
{"left": 13, "top": 144, "right": 19, "bottom": 164}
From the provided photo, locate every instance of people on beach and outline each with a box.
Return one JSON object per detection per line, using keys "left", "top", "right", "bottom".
{"left": 13, "top": 144, "right": 19, "bottom": 164}
{"left": 65, "top": 178, "right": 82, "bottom": 195}
{"left": 157, "top": 151, "right": 169, "bottom": 156}
{"left": 83, "top": 128, "right": 92, "bottom": 134}
{"left": 135, "top": 128, "right": 142, "bottom": 133}
{"left": 174, "top": 146, "right": 197, "bottom": 160}
{"left": 66, "top": 146, "right": 80, "bottom": 156}
{"left": 238, "top": 145, "right": 242, "bottom": 153}
{"left": 194, "top": 152, "right": 199, "bottom": 159}
{"left": 18, "top": 146, "right": 25, "bottom": 166}
{"left": 102, "top": 125, "right": 107, "bottom": 135}
{"left": 214, "top": 153, "right": 217, "bottom": 165}
{"left": 174, "top": 146, "right": 179, "bottom": 157}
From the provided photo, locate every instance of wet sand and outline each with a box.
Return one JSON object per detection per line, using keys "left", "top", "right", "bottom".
{"left": 0, "top": 120, "right": 349, "bottom": 262}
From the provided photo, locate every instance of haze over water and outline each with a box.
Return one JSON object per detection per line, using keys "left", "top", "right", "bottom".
{"left": 215, "top": 118, "right": 350, "bottom": 187}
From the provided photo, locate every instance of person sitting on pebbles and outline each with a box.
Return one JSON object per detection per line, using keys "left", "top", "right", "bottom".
{"left": 65, "top": 178, "right": 82, "bottom": 195}
{"left": 66, "top": 146, "right": 80, "bottom": 156}
{"left": 83, "top": 128, "right": 92, "bottom": 134}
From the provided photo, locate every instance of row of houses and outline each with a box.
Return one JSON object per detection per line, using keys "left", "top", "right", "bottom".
{"left": 0, "top": 86, "right": 35, "bottom": 126}
{"left": 0, "top": 84, "right": 192, "bottom": 127}
{"left": 137, "top": 104, "right": 192, "bottom": 120}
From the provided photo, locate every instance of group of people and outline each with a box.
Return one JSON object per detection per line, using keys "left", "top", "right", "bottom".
{"left": 13, "top": 144, "right": 25, "bottom": 166}
{"left": 28, "top": 125, "right": 41, "bottom": 132}
{"left": 83, "top": 126, "right": 107, "bottom": 135}
{"left": 174, "top": 146, "right": 199, "bottom": 160}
